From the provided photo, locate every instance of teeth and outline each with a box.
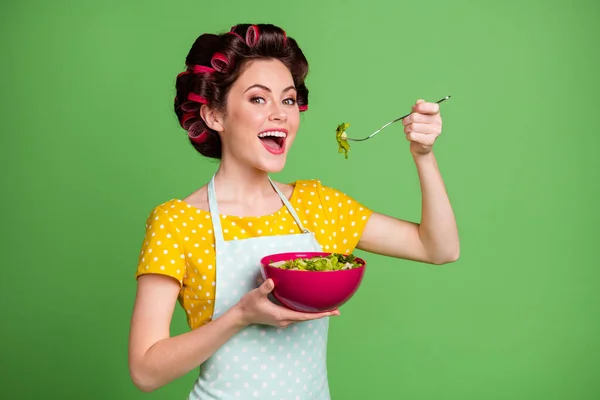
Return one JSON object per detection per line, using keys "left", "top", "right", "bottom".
{"left": 258, "top": 131, "right": 286, "bottom": 138}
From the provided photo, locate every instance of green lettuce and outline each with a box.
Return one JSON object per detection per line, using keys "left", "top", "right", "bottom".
{"left": 269, "top": 253, "right": 362, "bottom": 271}
{"left": 335, "top": 122, "right": 351, "bottom": 159}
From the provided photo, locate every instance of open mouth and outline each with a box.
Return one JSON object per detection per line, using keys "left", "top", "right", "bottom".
{"left": 258, "top": 130, "right": 287, "bottom": 154}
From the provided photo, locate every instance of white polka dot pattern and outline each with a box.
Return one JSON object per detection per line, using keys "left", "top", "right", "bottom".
{"left": 136, "top": 179, "right": 372, "bottom": 331}
{"left": 184, "top": 177, "right": 332, "bottom": 399}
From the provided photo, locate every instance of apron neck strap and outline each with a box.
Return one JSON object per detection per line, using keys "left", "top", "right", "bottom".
{"left": 207, "top": 175, "right": 310, "bottom": 246}
{"left": 267, "top": 176, "right": 309, "bottom": 233}
{"left": 207, "top": 175, "right": 226, "bottom": 248}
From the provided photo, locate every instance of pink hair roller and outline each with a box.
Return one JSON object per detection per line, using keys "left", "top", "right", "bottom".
{"left": 181, "top": 112, "right": 196, "bottom": 129}
{"left": 181, "top": 102, "right": 199, "bottom": 112}
{"left": 299, "top": 104, "right": 308, "bottom": 112}
{"left": 192, "top": 65, "right": 215, "bottom": 74}
{"left": 188, "top": 92, "right": 208, "bottom": 104}
{"left": 188, "top": 121, "right": 209, "bottom": 144}
{"left": 210, "top": 52, "right": 229, "bottom": 72}
{"left": 228, "top": 26, "right": 244, "bottom": 41}
{"left": 246, "top": 25, "right": 259, "bottom": 47}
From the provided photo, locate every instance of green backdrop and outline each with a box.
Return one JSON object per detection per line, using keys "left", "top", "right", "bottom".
{"left": 1, "top": 0, "right": 599, "bottom": 399}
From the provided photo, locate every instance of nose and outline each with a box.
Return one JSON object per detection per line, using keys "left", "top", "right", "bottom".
{"left": 268, "top": 103, "right": 287, "bottom": 122}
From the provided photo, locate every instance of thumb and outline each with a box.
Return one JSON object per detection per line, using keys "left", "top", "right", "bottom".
{"left": 259, "top": 278, "right": 274, "bottom": 296}
{"left": 412, "top": 99, "right": 426, "bottom": 112}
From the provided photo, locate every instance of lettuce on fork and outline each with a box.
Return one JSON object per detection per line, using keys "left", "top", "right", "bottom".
{"left": 269, "top": 253, "right": 362, "bottom": 271}
{"left": 335, "top": 122, "right": 351, "bottom": 159}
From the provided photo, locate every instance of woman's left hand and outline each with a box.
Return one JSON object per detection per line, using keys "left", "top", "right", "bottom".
{"left": 402, "top": 99, "right": 443, "bottom": 156}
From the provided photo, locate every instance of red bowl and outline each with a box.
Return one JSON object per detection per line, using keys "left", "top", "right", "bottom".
{"left": 259, "top": 252, "right": 366, "bottom": 313}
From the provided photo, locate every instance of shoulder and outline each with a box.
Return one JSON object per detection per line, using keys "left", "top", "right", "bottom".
{"left": 272, "top": 180, "right": 295, "bottom": 200}
{"left": 181, "top": 185, "right": 209, "bottom": 212}
{"left": 292, "top": 179, "right": 353, "bottom": 201}
{"left": 143, "top": 198, "right": 203, "bottom": 227}
{"left": 292, "top": 178, "right": 330, "bottom": 194}
{"left": 299, "top": 178, "right": 373, "bottom": 216}
{"left": 147, "top": 198, "right": 187, "bottom": 215}
{"left": 144, "top": 182, "right": 210, "bottom": 219}
{"left": 291, "top": 179, "right": 371, "bottom": 220}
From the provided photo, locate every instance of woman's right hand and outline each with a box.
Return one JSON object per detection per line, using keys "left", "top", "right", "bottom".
{"left": 234, "top": 278, "right": 339, "bottom": 329}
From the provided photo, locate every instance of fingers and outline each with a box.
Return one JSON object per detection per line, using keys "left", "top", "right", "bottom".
{"left": 258, "top": 278, "right": 274, "bottom": 296}
{"left": 402, "top": 112, "right": 440, "bottom": 126}
{"left": 402, "top": 99, "right": 443, "bottom": 148}
{"left": 279, "top": 307, "right": 340, "bottom": 322}
{"left": 403, "top": 122, "right": 440, "bottom": 135}
{"left": 267, "top": 303, "right": 340, "bottom": 329}
{"left": 412, "top": 99, "right": 440, "bottom": 115}
{"left": 251, "top": 280, "right": 340, "bottom": 329}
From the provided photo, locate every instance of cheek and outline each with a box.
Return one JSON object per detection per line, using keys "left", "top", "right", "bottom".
{"left": 288, "top": 113, "right": 300, "bottom": 131}
{"left": 223, "top": 106, "right": 263, "bottom": 141}
{"left": 234, "top": 106, "right": 268, "bottom": 131}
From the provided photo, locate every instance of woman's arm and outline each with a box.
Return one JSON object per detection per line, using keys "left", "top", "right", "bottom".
{"left": 357, "top": 99, "right": 459, "bottom": 265}
{"left": 128, "top": 274, "right": 246, "bottom": 392}
{"left": 128, "top": 274, "right": 337, "bottom": 392}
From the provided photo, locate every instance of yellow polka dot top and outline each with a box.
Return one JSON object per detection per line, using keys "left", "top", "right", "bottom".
{"left": 135, "top": 179, "right": 373, "bottom": 330}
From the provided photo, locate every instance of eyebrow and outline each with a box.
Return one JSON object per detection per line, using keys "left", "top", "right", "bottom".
{"left": 244, "top": 84, "right": 297, "bottom": 94}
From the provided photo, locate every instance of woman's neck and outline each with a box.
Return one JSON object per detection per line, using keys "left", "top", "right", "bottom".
{"left": 212, "top": 160, "right": 277, "bottom": 204}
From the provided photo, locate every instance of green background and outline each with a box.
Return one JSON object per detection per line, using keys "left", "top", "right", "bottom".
{"left": 1, "top": 0, "right": 598, "bottom": 399}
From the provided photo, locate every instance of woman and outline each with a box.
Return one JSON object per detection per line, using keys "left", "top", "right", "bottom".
{"left": 128, "top": 23, "right": 459, "bottom": 399}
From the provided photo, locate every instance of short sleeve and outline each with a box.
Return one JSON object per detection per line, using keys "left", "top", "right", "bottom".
{"left": 135, "top": 204, "right": 186, "bottom": 286}
{"left": 316, "top": 181, "right": 373, "bottom": 253}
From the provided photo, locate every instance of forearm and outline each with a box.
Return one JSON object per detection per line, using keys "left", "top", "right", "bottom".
{"left": 413, "top": 151, "right": 459, "bottom": 264}
{"left": 131, "top": 305, "right": 246, "bottom": 392}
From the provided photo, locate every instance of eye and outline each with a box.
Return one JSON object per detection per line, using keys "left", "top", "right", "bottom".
{"left": 283, "top": 98, "right": 296, "bottom": 106}
{"left": 250, "top": 96, "right": 266, "bottom": 104}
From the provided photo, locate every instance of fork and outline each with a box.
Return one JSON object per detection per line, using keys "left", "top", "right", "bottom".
{"left": 343, "top": 95, "right": 451, "bottom": 142}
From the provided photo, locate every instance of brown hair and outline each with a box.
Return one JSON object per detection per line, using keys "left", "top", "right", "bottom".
{"left": 174, "top": 24, "right": 309, "bottom": 159}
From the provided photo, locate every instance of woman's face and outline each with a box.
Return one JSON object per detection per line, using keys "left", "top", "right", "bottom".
{"left": 214, "top": 58, "right": 301, "bottom": 173}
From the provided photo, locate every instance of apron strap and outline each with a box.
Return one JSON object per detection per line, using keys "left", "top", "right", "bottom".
{"left": 207, "top": 175, "right": 226, "bottom": 249}
{"left": 207, "top": 174, "right": 311, "bottom": 248}
{"left": 267, "top": 177, "right": 310, "bottom": 233}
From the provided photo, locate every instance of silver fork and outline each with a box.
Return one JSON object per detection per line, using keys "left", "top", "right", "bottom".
{"left": 343, "top": 95, "right": 451, "bottom": 142}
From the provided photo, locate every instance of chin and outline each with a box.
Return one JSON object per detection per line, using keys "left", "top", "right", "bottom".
{"left": 259, "top": 157, "right": 287, "bottom": 174}
{"left": 255, "top": 138, "right": 293, "bottom": 174}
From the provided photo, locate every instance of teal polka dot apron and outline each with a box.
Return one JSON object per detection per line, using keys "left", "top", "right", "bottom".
{"left": 187, "top": 175, "right": 331, "bottom": 400}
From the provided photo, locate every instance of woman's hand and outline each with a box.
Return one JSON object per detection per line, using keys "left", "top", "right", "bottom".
{"left": 402, "top": 99, "right": 443, "bottom": 156}
{"left": 234, "top": 278, "right": 339, "bottom": 329}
